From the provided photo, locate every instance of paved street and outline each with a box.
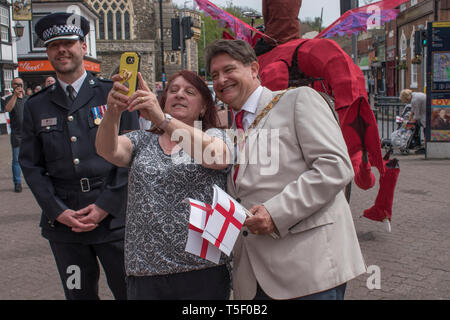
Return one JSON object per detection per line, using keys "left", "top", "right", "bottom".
{"left": 0, "top": 133, "right": 449, "bottom": 300}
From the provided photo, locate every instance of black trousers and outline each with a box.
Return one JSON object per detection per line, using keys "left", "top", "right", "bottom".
{"left": 126, "top": 265, "right": 231, "bottom": 300}
{"left": 49, "top": 239, "right": 127, "bottom": 300}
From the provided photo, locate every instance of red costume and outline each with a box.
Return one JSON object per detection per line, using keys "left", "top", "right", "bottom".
{"left": 256, "top": 0, "right": 398, "bottom": 223}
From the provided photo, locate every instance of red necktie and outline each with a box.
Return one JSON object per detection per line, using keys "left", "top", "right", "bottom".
{"left": 233, "top": 110, "right": 245, "bottom": 183}
{"left": 234, "top": 110, "right": 245, "bottom": 130}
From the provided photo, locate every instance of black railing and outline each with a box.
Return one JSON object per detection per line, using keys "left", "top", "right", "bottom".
{"left": 373, "top": 95, "right": 406, "bottom": 142}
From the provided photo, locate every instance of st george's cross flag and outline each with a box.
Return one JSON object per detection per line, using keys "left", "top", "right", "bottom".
{"left": 184, "top": 199, "right": 222, "bottom": 264}
{"left": 202, "top": 185, "right": 248, "bottom": 256}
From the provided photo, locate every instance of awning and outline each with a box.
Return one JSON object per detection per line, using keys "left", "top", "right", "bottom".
{"left": 19, "top": 59, "right": 100, "bottom": 73}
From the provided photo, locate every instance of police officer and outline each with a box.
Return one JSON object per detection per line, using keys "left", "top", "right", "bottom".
{"left": 19, "top": 12, "right": 139, "bottom": 300}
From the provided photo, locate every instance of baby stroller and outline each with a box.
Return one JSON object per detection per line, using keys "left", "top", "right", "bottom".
{"left": 389, "top": 104, "right": 421, "bottom": 154}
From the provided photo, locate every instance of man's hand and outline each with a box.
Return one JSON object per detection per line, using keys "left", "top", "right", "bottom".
{"left": 56, "top": 209, "right": 98, "bottom": 232}
{"left": 13, "top": 86, "right": 24, "bottom": 98}
{"left": 74, "top": 204, "right": 109, "bottom": 232}
{"left": 245, "top": 205, "right": 277, "bottom": 235}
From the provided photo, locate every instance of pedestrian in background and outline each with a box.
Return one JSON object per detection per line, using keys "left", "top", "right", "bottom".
{"left": 400, "top": 89, "right": 426, "bottom": 154}
{"left": 19, "top": 12, "right": 139, "bottom": 300}
{"left": 4, "top": 77, "right": 28, "bottom": 193}
{"left": 45, "top": 76, "right": 56, "bottom": 87}
{"left": 33, "top": 85, "right": 42, "bottom": 94}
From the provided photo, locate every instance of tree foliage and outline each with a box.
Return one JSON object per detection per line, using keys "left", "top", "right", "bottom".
{"left": 302, "top": 17, "right": 323, "bottom": 32}
{"left": 197, "top": 4, "right": 263, "bottom": 78}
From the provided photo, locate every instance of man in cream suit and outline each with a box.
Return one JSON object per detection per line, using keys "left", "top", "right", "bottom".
{"left": 206, "top": 39, "right": 366, "bottom": 300}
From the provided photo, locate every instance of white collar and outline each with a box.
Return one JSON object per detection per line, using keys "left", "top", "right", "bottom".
{"left": 58, "top": 71, "right": 87, "bottom": 96}
{"left": 232, "top": 86, "right": 263, "bottom": 131}
{"left": 240, "top": 85, "right": 263, "bottom": 114}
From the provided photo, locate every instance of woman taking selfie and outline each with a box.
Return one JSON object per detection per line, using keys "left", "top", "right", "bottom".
{"left": 96, "top": 70, "right": 232, "bottom": 299}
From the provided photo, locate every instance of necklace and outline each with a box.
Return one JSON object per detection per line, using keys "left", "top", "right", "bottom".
{"left": 231, "top": 89, "right": 289, "bottom": 172}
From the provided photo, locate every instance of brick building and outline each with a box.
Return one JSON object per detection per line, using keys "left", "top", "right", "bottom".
{"left": 386, "top": 0, "right": 450, "bottom": 95}
{"left": 350, "top": 0, "right": 450, "bottom": 97}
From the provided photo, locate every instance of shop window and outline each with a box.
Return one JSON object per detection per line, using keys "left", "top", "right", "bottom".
{"left": 0, "top": 6, "right": 9, "bottom": 27}
{"left": 0, "top": 6, "right": 8, "bottom": 43}
{"left": 0, "top": 25, "right": 8, "bottom": 42}
{"left": 4, "top": 69, "right": 13, "bottom": 90}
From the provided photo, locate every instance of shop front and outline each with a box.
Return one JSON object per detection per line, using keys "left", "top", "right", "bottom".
{"left": 18, "top": 58, "right": 100, "bottom": 90}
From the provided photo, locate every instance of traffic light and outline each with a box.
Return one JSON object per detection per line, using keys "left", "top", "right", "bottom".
{"left": 414, "top": 30, "right": 422, "bottom": 55}
{"left": 414, "top": 30, "right": 428, "bottom": 55}
{"left": 182, "top": 16, "right": 194, "bottom": 40}
{"left": 421, "top": 30, "right": 427, "bottom": 47}
{"left": 171, "top": 18, "right": 180, "bottom": 51}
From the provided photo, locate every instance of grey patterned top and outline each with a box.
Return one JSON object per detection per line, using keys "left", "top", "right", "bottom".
{"left": 124, "top": 128, "right": 232, "bottom": 276}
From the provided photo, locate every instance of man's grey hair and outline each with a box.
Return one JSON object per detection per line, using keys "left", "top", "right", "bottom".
{"left": 205, "top": 39, "right": 258, "bottom": 74}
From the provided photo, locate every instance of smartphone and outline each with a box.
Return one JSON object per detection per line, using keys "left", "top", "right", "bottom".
{"left": 119, "top": 52, "right": 140, "bottom": 96}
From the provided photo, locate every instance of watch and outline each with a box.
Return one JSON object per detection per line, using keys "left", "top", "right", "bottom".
{"left": 158, "top": 113, "right": 173, "bottom": 130}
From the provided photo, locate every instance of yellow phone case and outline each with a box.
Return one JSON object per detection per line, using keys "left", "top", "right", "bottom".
{"left": 119, "top": 52, "right": 140, "bottom": 96}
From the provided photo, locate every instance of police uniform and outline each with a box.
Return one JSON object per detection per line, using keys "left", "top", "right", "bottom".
{"left": 19, "top": 12, "right": 139, "bottom": 300}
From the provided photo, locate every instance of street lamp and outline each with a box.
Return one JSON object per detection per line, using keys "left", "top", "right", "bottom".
{"left": 13, "top": 21, "right": 24, "bottom": 39}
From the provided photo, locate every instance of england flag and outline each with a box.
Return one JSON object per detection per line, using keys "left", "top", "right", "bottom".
{"left": 184, "top": 199, "right": 221, "bottom": 264}
{"left": 201, "top": 185, "right": 248, "bottom": 256}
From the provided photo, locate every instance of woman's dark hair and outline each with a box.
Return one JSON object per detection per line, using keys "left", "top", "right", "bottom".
{"left": 159, "top": 70, "right": 217, "bottom": 131}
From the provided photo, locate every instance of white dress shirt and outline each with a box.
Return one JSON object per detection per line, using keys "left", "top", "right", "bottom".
{"left": 233, "top": 85, "right": 263, "bottom": 131}
{"left": 58, "top": 71, "right": 87, "bottom": 99}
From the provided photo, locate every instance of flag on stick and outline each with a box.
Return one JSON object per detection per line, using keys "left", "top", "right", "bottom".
{"left": 184, "top": 199, "right": 221, "bottom": 264}
{"left": 185, "top": 186, "right": 280, "bottom": 260}
{"left": 202, "top": 185, "right": 247, "bottom": 256}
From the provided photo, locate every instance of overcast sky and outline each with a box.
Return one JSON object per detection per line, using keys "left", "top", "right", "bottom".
{"left": 173, "top": 0, "right": 341, "bottom": 27}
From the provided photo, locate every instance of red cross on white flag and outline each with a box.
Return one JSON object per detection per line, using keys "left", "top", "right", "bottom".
{"left": 202, "top": 185, "right": 247, "bottom": 256}
{"left": 185, "top": 199, "right": 221, "bottom": 264}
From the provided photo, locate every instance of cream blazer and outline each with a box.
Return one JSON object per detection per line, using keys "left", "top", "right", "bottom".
{"left": 228, "top": 86, "right": 366, "bottom": 300}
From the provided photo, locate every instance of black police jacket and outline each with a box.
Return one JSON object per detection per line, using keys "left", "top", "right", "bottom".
{"left": 19, "top": 72, "right": 139, "bottom": 244}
